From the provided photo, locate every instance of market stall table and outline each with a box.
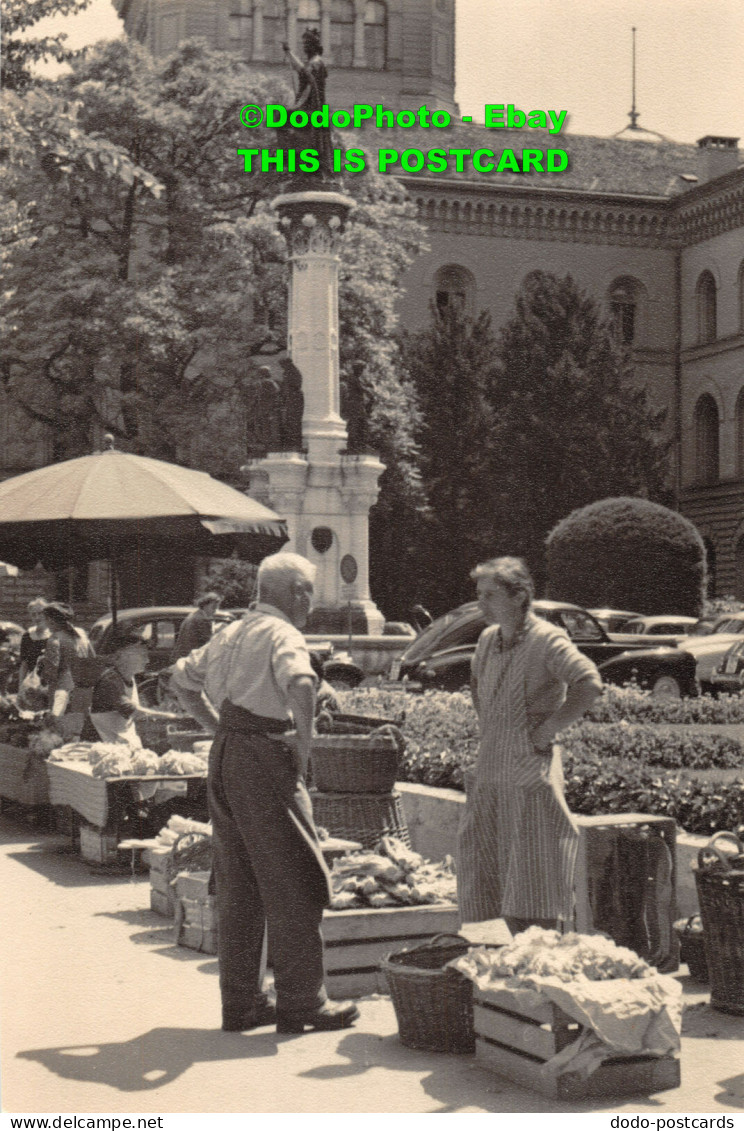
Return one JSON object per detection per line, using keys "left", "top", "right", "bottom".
{"left": 45, "top": 760, "right": 207, "bottom": 863}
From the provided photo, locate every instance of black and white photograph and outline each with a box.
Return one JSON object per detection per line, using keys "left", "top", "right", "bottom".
{"left": 1, "top": 0, "right": 743, "bottom": 1118}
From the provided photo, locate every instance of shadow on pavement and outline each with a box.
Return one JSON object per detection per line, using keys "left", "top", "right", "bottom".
{"left": 17, "top": 1027, "right": 278, "bottom": 1092}
{"left": 681, "top": 1001, "right": 744, "bottom": 1040}
{"left": 714, "top": 1072, "right": 744, "bottom": 1108}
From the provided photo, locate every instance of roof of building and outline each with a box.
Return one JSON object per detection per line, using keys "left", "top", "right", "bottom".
{"left": 344, "top": 121, "right": 724, "bottom": 199}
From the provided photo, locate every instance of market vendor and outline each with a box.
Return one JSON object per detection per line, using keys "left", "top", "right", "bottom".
{"left": 172, "top": 592, "right": 221, "bottom": 661}
{"left": 41, "top": 601, "right": 97, "bottom": 740}
{"left": 80, "top": 628, "right": 181, "bottom": 746}
{"left": 457, "top": 557, "right": 602, "bottom": 937}
{"left": 171, "top": 551, "right": 359, "bottom": 1035}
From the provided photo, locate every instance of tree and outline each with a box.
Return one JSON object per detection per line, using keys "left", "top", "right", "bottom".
{"left": 1, "top": 0, "right": 92, "bottom": 90}
{"left": 487, "top": 270, "right": 671, "bottom": 587}
{"left": 2, "top": 39, "right": 427, "bottom": 493}
{"left": 545, "top": 497, "right": 707, "bottom": 616}
{"left": 399, "top": 306, "right": 501, "bottom": 612}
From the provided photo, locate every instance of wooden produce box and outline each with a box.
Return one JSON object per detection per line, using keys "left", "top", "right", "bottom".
{"left": 171, "top": 867, "right": 459, "bottom": 1000}
{"left": 174, "top": 871, "right": 217, "bottom": 954}
{"left": 146, "top": 845, "right": 178, "bottom": 917}
{"left": 474, "top": 986, "right": 680, "bottom": 1101}
{"left": 0, "top": 743, "right": 50, "bottom": 807}
{"left": 323, "top": 903, "right": 460, "bottom": 998}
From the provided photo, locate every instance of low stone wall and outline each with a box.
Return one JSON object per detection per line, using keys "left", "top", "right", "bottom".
{"left": 397, "top": 781, "right": 704, "bottom": 918}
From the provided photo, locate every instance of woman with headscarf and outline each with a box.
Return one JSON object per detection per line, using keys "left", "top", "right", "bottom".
{"left": 41, "top": 602, "right": 97, "bottom": 740}
{"left": 457, "top": 557, "right": 602, "bottom": 937}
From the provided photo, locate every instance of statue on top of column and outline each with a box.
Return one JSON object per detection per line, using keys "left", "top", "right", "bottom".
{"left": 281, "top": 29, "right": 338, "bottom": 185}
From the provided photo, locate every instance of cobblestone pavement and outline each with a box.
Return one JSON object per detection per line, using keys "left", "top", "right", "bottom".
{"left": 1, "top": 811, "right": 743, "bottom": 1115}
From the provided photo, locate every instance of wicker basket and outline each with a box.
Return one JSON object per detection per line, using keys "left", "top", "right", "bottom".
{"left": 694, "top": 831, "right": 744, "bottom": 1014}
{"left": 310, "top": 735, "right": 400, "bottom": 794}
{"left": 674, "top": 916, "right": 708, "bottom": 982}
{"left": 382, "top": 933, "right": 475, "bottom": 1053}
{"left": 310, "top": 789, "right": 410, "bottom": 850}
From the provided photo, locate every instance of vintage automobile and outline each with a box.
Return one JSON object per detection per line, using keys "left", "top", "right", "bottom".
{"left": 391, "top": 599, "right": 699, "bottom": 697}
{"left": 585, "top": 608, "right": 641, "bottom": 633}
{"left": 709, "top": 637, "right": 744, "bottom": 694}
{"left": 88, "top": 606, "right": 365, "bottom": 705}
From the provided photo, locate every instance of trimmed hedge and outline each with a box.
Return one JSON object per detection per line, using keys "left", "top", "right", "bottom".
{"left": 336, "top": 687, "right": 744, "bottom": 834}
{"left": 586, "top": 684, "right": 744, "bottom": 725}
{"left": 563, "top": 721, "right": 744, "bottom": 770}
{"left": 545, "top": 497, "right": 707, "bottom": 616}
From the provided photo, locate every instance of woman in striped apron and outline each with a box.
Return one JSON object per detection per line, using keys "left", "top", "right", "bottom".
{"left": 457, "top": 557, "right": 602, "bottom": 936}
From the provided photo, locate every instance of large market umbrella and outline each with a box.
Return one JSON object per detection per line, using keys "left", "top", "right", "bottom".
{"left": 0, "top": 437, "right": 288, "bottom": 619}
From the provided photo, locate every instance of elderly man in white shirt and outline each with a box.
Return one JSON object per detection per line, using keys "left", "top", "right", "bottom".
{"left": 172, "top": 552, "right": 359, "bottom": 1035}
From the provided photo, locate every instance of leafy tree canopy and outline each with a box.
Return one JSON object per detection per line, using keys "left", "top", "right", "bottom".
{"left": 399, "top": 271, "right": 673, "bottom": 613}
{"left": 1, "top": 0, "right": 92, "bottom": 89}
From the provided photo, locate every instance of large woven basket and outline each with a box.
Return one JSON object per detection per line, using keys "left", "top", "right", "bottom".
{"left": 382, "top": 934, "right": 475, "bottom": 1053}
{"left": 694, "top": 831, "right": 744, "bottom": 1014}
{"left": 310, "top": 735, "right": 400, "bottom": 794}
{"left": 310, "top": 789, "right": 410, "bottom": 849}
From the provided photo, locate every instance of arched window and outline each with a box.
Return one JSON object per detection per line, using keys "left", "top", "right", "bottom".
{"left": 695, "top": 393, "right": 720, "bottom": 484}
{"left": 228, "top": 0, "right": 253, "bottom": 48}
{"left": 263, "top": 0, "right": 286, "bottom": 63}
{"left": 736, "top": 389, "right": 744, "bottom": 478}
{"left": 697, "top": 271, "right": 717, "bottom": 344}
{"left": 434, "top": 264, "right": 475, "bottom": 317}
{"left": 330, "top": 0, "right": 353, "bottom": 67}
{"left": 297, "top": 0, "right": 320, "bottom": 47}
{"left": 364, "top": 0, "right": 386, "bottom": 69}
{"left": 608, "top": 276, "right": 644, "bottom": 345}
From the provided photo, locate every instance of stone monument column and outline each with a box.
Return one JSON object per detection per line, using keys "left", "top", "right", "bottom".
{"left": 242, "top": 31, "right": 386, "bottom": 633}
{"left": 276, "top": 191, "right": 353, "bottom": 462}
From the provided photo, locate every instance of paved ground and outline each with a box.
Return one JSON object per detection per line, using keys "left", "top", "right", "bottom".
{"left": 1, "top": 809, "right": 743, "bottom": 1116}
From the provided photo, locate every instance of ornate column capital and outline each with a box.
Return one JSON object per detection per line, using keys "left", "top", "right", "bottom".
{"left": 274, "top": 191, "right": 356, "bottom": 259}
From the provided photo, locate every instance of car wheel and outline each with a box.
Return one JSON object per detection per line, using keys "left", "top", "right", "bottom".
{"left": 651, "top": 674, "right": 682, "bottom": 700}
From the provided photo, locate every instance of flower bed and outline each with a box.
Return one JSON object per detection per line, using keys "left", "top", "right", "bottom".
{"left": 586, "top": 684, "right": 744, "bottom": 725}
{"left": 336, "top": 688, "right": 744, "bottom": 835}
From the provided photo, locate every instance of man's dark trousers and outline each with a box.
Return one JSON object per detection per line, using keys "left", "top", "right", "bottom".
{"left": 208, "top": 704, "right": 331, "bottom": 1026}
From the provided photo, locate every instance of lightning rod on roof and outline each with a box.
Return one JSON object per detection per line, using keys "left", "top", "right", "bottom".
{"left": 629, "top": 26, "right": 640, "bottom": 130}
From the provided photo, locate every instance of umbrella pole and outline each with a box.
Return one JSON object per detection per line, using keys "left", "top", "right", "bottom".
{"left": 110, "top": 547, "right": 118, "bottom": 629}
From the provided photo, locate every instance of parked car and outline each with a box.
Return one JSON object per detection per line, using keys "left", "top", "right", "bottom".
{"left": 676, "top": 612, "right": 744, "bottom": 691}
{"left": 586, "top": 608, "right": 641, "bottom": 633}
{"left": 88, "top": 606, "right": 365, "bottom": 704}
{"left": 620, "top": 615, "right": 698, "bottom": 636}
{"left": 391, "top": 599, "right": 699, "bottom": 697}
{"left": 709, "top": 637, "right": 744, "bottom": 694}
{"left": 88, "top": 607, "right": 236, "bottom": 673}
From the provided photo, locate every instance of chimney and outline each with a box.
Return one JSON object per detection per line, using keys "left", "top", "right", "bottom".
{"left": 697, "top": 136, "right": 740, "bottom": 182}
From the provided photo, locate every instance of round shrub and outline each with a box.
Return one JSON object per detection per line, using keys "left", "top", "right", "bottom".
{"left": 545, "top": 497, "right": 707, "bottom": 616}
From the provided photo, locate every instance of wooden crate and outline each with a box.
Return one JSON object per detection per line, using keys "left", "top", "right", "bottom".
{"left": 171, "top": 868, "right": 459, "bottom": 1000}
{"left": 323, "top": 903, "right": 460, "bottom": 998}
{"left": 173, "top": 871, "right": 217, "bottom": 954}
{"left": 0, "top": 743, "right": 50, "bottom": 806}
{"left": 474, "top": 986, "right": 680, "bottom": 1101}
{"left": 146, "top": 845, "right": 178, "bottom": 918}
{"left": 79, "top": 823, "right": 121, "bottom": 865}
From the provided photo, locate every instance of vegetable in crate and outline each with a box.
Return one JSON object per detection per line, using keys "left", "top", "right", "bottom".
{"left": 453, "top": 926, "right": 653, "bottom": 986}
{"left": 329, "top": 835, "right": 457, "bottom": 909}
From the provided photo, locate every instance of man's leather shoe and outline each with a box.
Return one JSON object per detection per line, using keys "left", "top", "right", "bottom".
{"left": 222, "top": 995, "right": 277, "bottom": 1031}
{"left": 276, "top": 1000, "right": 360, "bottom": 1034}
